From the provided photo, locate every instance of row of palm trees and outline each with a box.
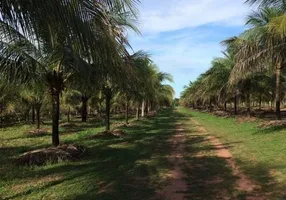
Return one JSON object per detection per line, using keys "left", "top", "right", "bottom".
{"left": 180, "top": 0, "right": 286, "bottom": 120}
{"left": 0, "top": 0, "right": 174, "bottom": 146}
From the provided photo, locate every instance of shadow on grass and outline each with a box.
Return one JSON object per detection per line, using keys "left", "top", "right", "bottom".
{"left": 2, "top": 108, "right": 286, "bottom": 200}
{"left": 183, "top": 156, "right": 238, "bottom": 199}
{"left": 179, "top": 124, "right": 283, "bottom": 199}
{"left": 1, "top": 109, "right": 177, "bottom": 200}
{"left": 255, "top": 126, "right": 286, "bottom": 134}
{"left": 182, "top": 108, "right": 286, "bottom": 199}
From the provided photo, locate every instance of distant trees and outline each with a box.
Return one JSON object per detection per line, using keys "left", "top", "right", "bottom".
{"left": 180, "top": 0, "right": 286, "bottom": 120}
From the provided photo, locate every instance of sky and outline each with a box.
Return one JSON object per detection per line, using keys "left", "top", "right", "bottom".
{"left": 127, "top": 0, "right": 253, "bottom": 98}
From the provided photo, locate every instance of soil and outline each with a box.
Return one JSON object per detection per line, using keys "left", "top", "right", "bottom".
{"left": 154, "top": 124, "right": 188, "bottom": 200}
{"left": 156, "top": 118, "right": 266, "bottom": 200}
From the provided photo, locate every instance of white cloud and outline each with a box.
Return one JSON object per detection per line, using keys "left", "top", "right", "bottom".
{"left": 138, "top": 0, "right": 250, "bottom": 34}
{"left": 128, "top": 0, "right": 252, "bottom": 97}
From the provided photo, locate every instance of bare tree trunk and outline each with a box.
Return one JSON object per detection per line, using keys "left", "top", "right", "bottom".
{"left": 224, "top": 102, "right": 227, "bottom": 112}
{"left": 276, "top": 65, "right": 282, "bottom": 120}
{"left": 141, "top": 100, "right": 145, "bottom": 117}
{"left": 51, "top": 91, "right": 60, "bottom": 146}
{"left": 259, "top": 96, "right": 262, "bottom": 109}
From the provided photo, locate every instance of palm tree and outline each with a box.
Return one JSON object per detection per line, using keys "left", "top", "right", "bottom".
{"left": 246, "top": 0, "right": 286, "bottom": 8}
{"left": 0, "top": 82, "right": 19, "bottom": 127}
{"left": 201, "top": 53, "right": 235, "bottom": 112}
{"left": 0, "top": 21, "right": 92, "bottom": 145}
{"left": 71, "top": 71, "right": 99, "bottom": 122}
{"left": 152, "top": 71, "right": 174, "bottom": 110}
{"left": 224, "top": 7, "right": 285, "bottom": 119}
{"left": 126, "top": 51, "right": 151, "bottom": 119}
{"left": 155, "top": 84, "right": 175, "bottom": 108}
{"left": 61, "top": 90, "right": 81, "bottom": 123}
{"left": 135, "top": 62, "right": 173, "bottom": 116}
{"left": 20, "top": 83, "right": 47, "bottom": 129}
{"left": 0, "top": 0, "right": 140, "bottom": 145}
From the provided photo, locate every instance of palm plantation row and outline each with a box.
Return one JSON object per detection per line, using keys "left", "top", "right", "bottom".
{"left": 181, "top": 0, "right": 286, "bottom": 120}
{"left": 0, "top": 0, "right": 174, "bottom": 146}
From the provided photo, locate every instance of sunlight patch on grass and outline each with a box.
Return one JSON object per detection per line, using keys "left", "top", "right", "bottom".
{"left": 108, "top": 142, "right": 135, "bottom": 149}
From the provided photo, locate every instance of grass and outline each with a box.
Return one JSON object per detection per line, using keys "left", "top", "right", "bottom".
{"left": 178, "top": 107, "right": 286, "bottom": 199}
{"left": 2, "top": 108, "right": 286, "bottom": 199}
{"left": 0, "top": 111, "right": 176, "bottom": 200}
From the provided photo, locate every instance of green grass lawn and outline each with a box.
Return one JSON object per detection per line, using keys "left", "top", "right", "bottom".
{"left": 0, "top": 111, "right": 177, "bottom": 200}
{"left": 178, "top": 107, "right": 286, "bottom": 198}
{"left": 2, "top": 108, "right": 286, "bottom": 199}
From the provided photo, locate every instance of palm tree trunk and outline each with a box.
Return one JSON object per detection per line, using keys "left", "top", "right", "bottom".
{"left": 246, "top": 93, "right": 251, "bottom": 117}
{"left": 0, "top": 108, "right": 2, "bottom": 129}
{"left": 98, "top": 102, "right": 102, "bottom": 118}
{"left": 147, "top": 100, "right": 151, "bottom": 113}
{"left": 32, "top": 105, "right": 35, "bottom": 124}
{"left": 67, "top": 107, "right": 70, "bottom": 123}
{"left": 51, "top": 91, "right": 60, "bottom": 146}
{"left": 141, "top": 100, "right": 145, "bottom": 117}
{"left": 276, "top": 65, "right": 282, "bottom": 120}
{"left": 25, "top": 108, "right": 30, "bottom": 122}
{"left": 35, "top": 105, "right": 41, "bottom": 129}
{"left": 81, "top": 96, "right": 88, "bottom": 122}
{"left": 234, "top": 95, "right": 238, "bottom": 115}
{"left": 125, "top": 98, "right": 129, "bottom": 124}
{"left": 136, "top": 105, "right": 140, "bottom": 120}
{"left": 105, "top": 89, "right": 112, "bottom": 131}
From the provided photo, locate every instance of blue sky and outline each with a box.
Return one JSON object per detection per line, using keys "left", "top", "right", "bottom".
{"left": 128, "top": 0, "right": 253, "bottom": 98}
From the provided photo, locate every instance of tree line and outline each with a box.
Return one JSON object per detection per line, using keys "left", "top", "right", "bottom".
{"left": 0, "top": 0, "right": 174, "bottom": 146}
{"left": 180, "top": 0, "right": 286, "bottom": 120}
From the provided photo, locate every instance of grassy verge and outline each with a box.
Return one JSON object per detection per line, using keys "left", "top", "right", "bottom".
{"left": 178, "top": 107, "right": 286, "bottom": 199}
{"left": 0, "top": 110, "right": 176, "bottom": 200}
